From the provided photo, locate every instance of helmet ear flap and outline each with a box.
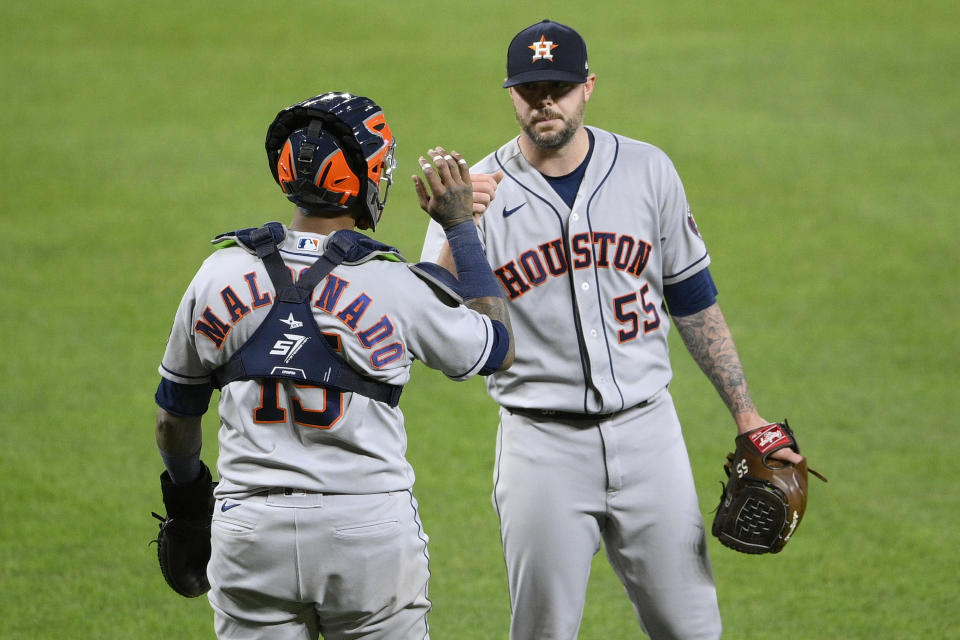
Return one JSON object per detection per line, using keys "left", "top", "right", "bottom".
{"left": 276, "top": 139, "right": 297, "bottom": 188}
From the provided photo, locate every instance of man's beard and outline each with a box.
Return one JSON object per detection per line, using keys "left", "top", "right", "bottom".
{"left": 519, "top": 105, "right": 583, "bottom": 150}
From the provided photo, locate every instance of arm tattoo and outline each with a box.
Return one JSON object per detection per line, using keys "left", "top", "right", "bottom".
{"left": 465, "top": 296, "right": 508, "bottom": 326}
{"left": 672, "top": 304, "right": 756, "bottom": 418}
{"left": 465, "top": 296, "right": 515, "bottom": 369}
{"left": 155, "top": 409, "right": 203, "bottom": 456}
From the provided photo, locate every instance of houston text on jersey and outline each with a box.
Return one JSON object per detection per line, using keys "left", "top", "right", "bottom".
{"left": 494, "top": 230, "right": 652, "bottom": 299}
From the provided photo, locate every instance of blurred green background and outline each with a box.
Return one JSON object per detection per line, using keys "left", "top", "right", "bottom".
{"left": 2, "top": 1, "right": 957, "bottom": 638}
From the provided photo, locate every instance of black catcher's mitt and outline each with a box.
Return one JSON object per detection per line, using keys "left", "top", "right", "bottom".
{"left": 151, "top": 462, "right": 215, "bottom": 597}
{"left": 712, "top": 421, "right": 826, "bottom": 554}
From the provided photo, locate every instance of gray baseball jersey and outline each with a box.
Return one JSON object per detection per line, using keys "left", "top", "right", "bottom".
{"left": 422, "top": 126, "right": 710, "bottom": 413}
{"left": 160, "top": 226, "right": 497, "bottom": 499}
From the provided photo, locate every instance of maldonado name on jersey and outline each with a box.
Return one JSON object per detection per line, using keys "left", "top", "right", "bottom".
{"left": 193, "top": 269, "right": 402, "bottom": 369}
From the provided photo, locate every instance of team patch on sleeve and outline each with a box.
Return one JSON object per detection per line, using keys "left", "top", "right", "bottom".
{"left": 686, "top": 205, "right": 702, "bottom": 238}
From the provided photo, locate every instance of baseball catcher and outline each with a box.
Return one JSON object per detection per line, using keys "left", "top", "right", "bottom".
{"left": 151, "top": 461, "right": 215, "bottom": 597}
{"left": 712, "top": 421, "right": 827, "bottom": 554}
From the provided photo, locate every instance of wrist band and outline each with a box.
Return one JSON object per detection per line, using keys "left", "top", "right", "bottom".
{"left": 159, "top": 447, "right": 204, "bottom": 485}
{"left": 444, "top": 221, "right": 503, "bottom": 299}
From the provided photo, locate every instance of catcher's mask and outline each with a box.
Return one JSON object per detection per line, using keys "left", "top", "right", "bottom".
{"left": 265, "top": 92, "right": 396, "bottom": 231}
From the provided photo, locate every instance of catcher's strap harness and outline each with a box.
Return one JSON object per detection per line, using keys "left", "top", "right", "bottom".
{"left": 150, "top": 462, "right": 216, "bottom": 597}
{"left": 712, "top": 421, "right": 827, "bottom": 554}
{"left": 209, "top": 223, "right": 404, "bottom": 407}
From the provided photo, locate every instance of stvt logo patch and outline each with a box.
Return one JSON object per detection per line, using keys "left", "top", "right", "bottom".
{"left": 529, "top": 35, "right": 558, "bottom": 62}
{"left": 270, "top": 334, "right": 309, "bottom": 363}
{"left": 749, "top": 423, "right": 792, "bottom": 454}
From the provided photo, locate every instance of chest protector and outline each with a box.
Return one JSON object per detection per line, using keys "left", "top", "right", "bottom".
{"left": 211, "top": 223, "right": 404, "bottom": 407}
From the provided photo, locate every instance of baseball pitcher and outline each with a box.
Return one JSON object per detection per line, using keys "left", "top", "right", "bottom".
{"left": 421, "top": 20, "right": 815, "bottom": 640}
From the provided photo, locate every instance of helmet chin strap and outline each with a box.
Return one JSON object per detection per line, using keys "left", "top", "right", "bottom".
{"left": 360, "top": 181, "right": 381, "bottom": 231}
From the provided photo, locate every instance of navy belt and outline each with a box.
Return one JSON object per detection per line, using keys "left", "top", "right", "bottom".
{"left": 506, "top": 397, "right": 652, "bottom": 423}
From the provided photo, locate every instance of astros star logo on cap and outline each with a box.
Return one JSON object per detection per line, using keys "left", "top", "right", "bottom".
{"left": 528, "top": 35, "right": 558, "bottom": 62}
{"left": 503, "top": 20, "right": 588, "bottom": 88}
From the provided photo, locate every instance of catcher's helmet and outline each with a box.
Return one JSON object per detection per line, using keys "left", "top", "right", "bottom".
{"left": 265, "top": 92, "right": 396, "bottom": 230}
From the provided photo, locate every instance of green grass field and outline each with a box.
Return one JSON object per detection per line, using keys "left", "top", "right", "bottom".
{"left": 2, "top": 1, "right": 958, "bottom": 638}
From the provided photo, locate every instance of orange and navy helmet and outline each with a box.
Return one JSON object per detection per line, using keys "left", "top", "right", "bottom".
{"left": 265, "top": 92, "right": 396, "bottom": 231}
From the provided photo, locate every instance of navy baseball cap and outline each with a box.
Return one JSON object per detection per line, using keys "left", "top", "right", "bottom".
{"left": 503, "top": 20, "right": 589, "bottom": 88}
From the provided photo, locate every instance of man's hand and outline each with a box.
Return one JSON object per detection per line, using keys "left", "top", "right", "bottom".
{"left": 470, "top": 171, "right": 504, "bottom": 217}
{"left": 735, "top": 413, "right": 804, "bottom": 465}
{"left": 412, "top": 146, "right": 473, "bottom": 230}
{"left": 738, "top": 416, "right": 805, "bottom": 465}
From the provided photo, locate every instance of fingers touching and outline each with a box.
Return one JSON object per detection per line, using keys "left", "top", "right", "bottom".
{"left": 412, "top": 146, "right": 472, "bottom": 211}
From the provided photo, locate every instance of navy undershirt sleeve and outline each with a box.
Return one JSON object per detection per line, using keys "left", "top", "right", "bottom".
{"left": 663, "top": 268, "right": 718, "bottom": 316}
{"left": 155, "top": 378, "right": 214, "bottom": 417}
{"left": 479, "top": 320, "right": 510, "bottom": 376}
{"left": 444, "top": 221, "right": 504, "bottom": 299}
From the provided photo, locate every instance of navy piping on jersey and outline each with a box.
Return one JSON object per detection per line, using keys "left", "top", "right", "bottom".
{"left": 664, "top": 251, "right": 709, "bottom": 280}
{"left": 496, "top": 147, "right": 594, "bottom": 413}
{"left": 447, "top": 316, "right": 492, "bottom": 380}
{"left": 279, "top": 248, "right": 330, "bottom": 260}
{"left": 581, "top": 129, "right": 628, "bottom": 413}
{"left": 404, "top": 489, "right": 432, "bottom": 639}
{"left": 159, "top": 363, "right": 209, "bottom": 382}
{"left": 491, "top": 424, "right": 512, "bottom": 615}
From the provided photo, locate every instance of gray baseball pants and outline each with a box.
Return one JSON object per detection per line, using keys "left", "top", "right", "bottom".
{"left": 493, "top": 388, "right": 722, "bottom": 639}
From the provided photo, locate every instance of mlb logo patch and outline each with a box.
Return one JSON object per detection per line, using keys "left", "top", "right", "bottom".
{"left": 297, "top": 237, "right": 321, "bottom": 252}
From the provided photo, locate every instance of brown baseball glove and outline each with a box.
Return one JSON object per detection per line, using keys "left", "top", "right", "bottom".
{"left": 712, "top": 421, "right": 827, "bottom": 554}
